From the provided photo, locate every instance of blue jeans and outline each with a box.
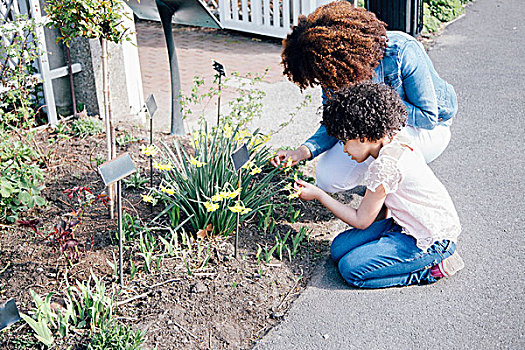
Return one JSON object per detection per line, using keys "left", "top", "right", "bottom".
{"left": 330, "top": 218, "right": 455, "bottom": 289}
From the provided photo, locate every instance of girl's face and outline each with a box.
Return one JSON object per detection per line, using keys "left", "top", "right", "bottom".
{"left": 342, "top": 139, "right": 375, "bottom": 163}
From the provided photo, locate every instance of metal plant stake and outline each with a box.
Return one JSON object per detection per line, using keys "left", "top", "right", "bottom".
{"left": 230, "top": 143, "right": 250, "bottom": 258}
{"left": 145, "top": 94, "right": 158, "bottom": 213}
{"left": 212, "top": 60, "right": 226, "bottom": 125}
{"left": 98, "top": 153, "right": 137, "bottom": 285}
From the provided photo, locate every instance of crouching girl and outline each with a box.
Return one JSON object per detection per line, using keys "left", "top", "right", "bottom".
{"left": 295, "top": 82, "right": 464, "bottom": 288}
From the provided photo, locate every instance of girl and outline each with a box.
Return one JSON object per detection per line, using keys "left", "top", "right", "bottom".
{"left": 273, "top": 1, "right": 457, "bottom": 194}
{"left": 295, "top": 82, "right": 463, "bottom": 288}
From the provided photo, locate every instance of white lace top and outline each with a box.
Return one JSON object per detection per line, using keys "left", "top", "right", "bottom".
{"left": 364, "top": 135, "right": 461, "bottom": 250}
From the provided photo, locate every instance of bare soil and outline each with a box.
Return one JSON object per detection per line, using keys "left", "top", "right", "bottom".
{"left": 0, "top": 121, "right": 347, "bottom": 349}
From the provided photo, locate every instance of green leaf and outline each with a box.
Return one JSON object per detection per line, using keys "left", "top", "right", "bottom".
{"left": 0, "top": 181, "right": 14, "bottom": 197}
{"left": 18, "top": 191, "right": 31, "bottom": 205}
{"left": 20, "top": 313, "right": 54, "bottom": 347}
{"left": 34, "top": 195, "right": 46, "bottom": 206}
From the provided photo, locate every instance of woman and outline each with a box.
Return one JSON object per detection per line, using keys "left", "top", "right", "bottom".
{"left": 271, "top": 1, "right": 458, "bottom": 193}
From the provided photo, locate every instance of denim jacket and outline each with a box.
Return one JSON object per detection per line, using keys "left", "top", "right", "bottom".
{"left": 303, "top": 31, "right": 458, "bottom": 159}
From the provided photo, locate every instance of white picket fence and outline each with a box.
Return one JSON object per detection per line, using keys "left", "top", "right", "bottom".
{"left": 218, "top": 0, "right": 357, "bottom": 38}
{"left": 218, "top": 0, "right": 314, "bottom": 38}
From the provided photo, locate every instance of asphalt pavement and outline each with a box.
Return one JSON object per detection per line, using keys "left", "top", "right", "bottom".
{"left": 254, "top": 0, "right": 525, "bottom": 349}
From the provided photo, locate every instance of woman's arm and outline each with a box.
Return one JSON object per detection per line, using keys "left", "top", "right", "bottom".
{"left": 270, "top": 125, "right": 338, "bottom": 168}
{"left": 296, "top": 180, "right": 386, "bottom": 230}
{"left": 400, "top": 41, "right": 440, "bottom": 130}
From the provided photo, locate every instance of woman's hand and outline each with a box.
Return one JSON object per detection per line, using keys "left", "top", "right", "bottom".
{"left": 294, "top": 179, "right": 322, "bottom": 201}
{"left": 270, "top": 145, "right": 312, "bottom": 168}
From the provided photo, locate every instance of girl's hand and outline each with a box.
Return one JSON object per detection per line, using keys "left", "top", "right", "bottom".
{"left": 270, "top": 146, "right": 312, "bottom": 168}
{"left": 294, "top": 179, "right": 322, "bottom": 201}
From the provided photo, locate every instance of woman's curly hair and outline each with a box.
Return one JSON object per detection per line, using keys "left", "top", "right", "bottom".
{"left": 281, "top": 1, "right": 387, "bottom": 91}
{"left": 322, "top": 82, "right": 407, "bottom": 142}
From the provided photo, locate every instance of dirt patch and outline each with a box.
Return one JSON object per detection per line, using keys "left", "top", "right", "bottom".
{"left": 0, "top": 121, "right": 352, "bottom": 349}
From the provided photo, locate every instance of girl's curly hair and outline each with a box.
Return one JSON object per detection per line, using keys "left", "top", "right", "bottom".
{"left": 322, "top": 82, "right": 407, "bottom": 142}
{"left": 281, "top": 1, "right": 387, "bottom": 91}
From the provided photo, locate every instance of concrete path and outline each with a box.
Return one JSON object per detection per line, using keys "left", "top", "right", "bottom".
{"left": 254, "top": 0, "right": 525, "bottom": 349}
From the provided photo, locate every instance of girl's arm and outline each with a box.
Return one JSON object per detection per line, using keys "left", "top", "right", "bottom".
{"left": 295, "top": 180, "right": 386, "bottom": 230}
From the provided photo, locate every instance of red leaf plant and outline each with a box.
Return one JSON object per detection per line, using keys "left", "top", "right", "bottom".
{"left": 18, "top": 186, "right": 107, "bottom": 263}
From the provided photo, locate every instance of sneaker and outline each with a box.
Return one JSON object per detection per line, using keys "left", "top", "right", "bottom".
{"left": 437, "top": 251, "right": 465, "bottom": 277}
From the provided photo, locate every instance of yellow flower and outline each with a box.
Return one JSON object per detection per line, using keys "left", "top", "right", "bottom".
{"left": 140, "top": 145, "right": 158, "bottom": 157}
{"left": 224, "top": 125, "right": 233, "bottom": 139}
{"left": 287, "top": 188, "right": 302, "bottom": 200}
{"left": 228, "top": 202, "right": 252, "bottom": 214}
{"left": 141, "top": 194, "right": 153, "bottom": 203}
{"left": 160, "top": 185, "right": 175, "bottom": 195}
{"left": 189, "top": 156, "right": 206, "bottom": 167}
{"left": 284, "top": 157, "right": 294, "bottom": 174}
{"left": 235, "top": 129, "right": 252, "bottom": 142}
{"left": 250, "top": 166, "right": 262, "bottom": 175}
{"left": 153, "top": 162, "right": 173, "bottom": 171}
{"left": 203, "top": 201, "right": 219, "bottom": 212}
{"left": 225, "top": 188, "right": 241, "bottom": 199}
{"left": 242, "top": 160, "right": 254, "bottom": 170}
{"left": 211, "top": 192, "right": 227, "bottom": 202}
{"left": 283, "top": 183, "right": 293, "bottom": 192}
{"left": 250, "top": 133, "right": 271, "bottom": 149}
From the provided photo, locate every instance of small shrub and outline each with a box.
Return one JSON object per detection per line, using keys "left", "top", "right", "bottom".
{"left": 70, "top": 117, "right": 104, "bottom": 137}
{"left": 425, "top": 0, "right": 464, "bottom": 23}
{"left": 0, "top": 131, "right": 45, "bottom": 222}
{"left": 88, "top": 320, "right": 145, "bottom": 350}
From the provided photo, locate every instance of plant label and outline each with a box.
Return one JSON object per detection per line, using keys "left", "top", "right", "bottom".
{"left": 145, "top": 94, "right": 158, "bottom": 119}
{"left": 212, "top": 60, "right": 226, "bottom": 77}
{"left": 231, "top": 143, "right": 250, "bottom": 172}
{"left": 0, "top": 299, "right": 20, "bottom": 330}
{"left": 98, "top": 153, "right": 137, "bottom": 186}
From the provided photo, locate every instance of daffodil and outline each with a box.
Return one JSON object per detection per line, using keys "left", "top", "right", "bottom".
{"left": 224, "top": 124, "right": 233, "bottom": 139}
{"left": 284, "top": 157, "right": 294, "bottom": 173}
{"left": 225, "top": 188, "right": 241, "bottom": 199}
{"left": 203, "top": 201, "right": 219, "bottom": 212}
{"left": 228, "top": 202, "right": 252, "bottom": 214}
{"left": 242, "top": 160, "right": 255, "bottom": 170}
{"left": 211, "top": 192, "right": 227, "bottom": 202}
{"left": 141, "top": 194, "right": 153, "bottom": 203}
{"left": 235, "top": 129, "right": 252, "bottom": 142}
{"left": 189, "top": 156, "right": 206, "bottom": 167}
{"left": 153, "top": 162, "right": 173, "bottom": 171}
{"left": 159, "top": 185, "right": 175, "bottom": 195}
{"left": 140, "top": 145, "right": 158, "bottom": 157}
{"left": 250, "top": 166, "right": 262, "bottom": 175}
{"left": 288, "top": 188, "right": 302, "bottom": 200}
{"left": 250, "top": 133, "right": 271, "bottom": 149}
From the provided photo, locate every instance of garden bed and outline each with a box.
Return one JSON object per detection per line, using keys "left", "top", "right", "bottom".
{"left": 0, "top": 121, "right": 341, "bottom": 349}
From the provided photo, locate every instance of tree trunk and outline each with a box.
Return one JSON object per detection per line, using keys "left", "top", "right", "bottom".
{"left": 101, "top": 37, "right": 115, "bottom": 219}
{"left": 65, "top": 45, "right": 77, "bottom": 116}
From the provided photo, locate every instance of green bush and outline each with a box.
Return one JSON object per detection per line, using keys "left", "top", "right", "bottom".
{"left": 70, "top": 117, "right": 104, "bottom": 137}
{"left": 0, "top": 131, "right": 45, "bottom": 222}
{"left": 425, "top": 0, "right": 464, "bottom": 23}
{"left": 423, "top": 2, "right": 444, "bottom": 33}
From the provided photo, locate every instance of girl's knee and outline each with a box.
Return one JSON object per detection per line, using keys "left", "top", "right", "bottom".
{"left": 337, "top": 257, "right": 365, "bottom": 287}
{"left": 330, "top": 229, "right": 358, "bottom": 262}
